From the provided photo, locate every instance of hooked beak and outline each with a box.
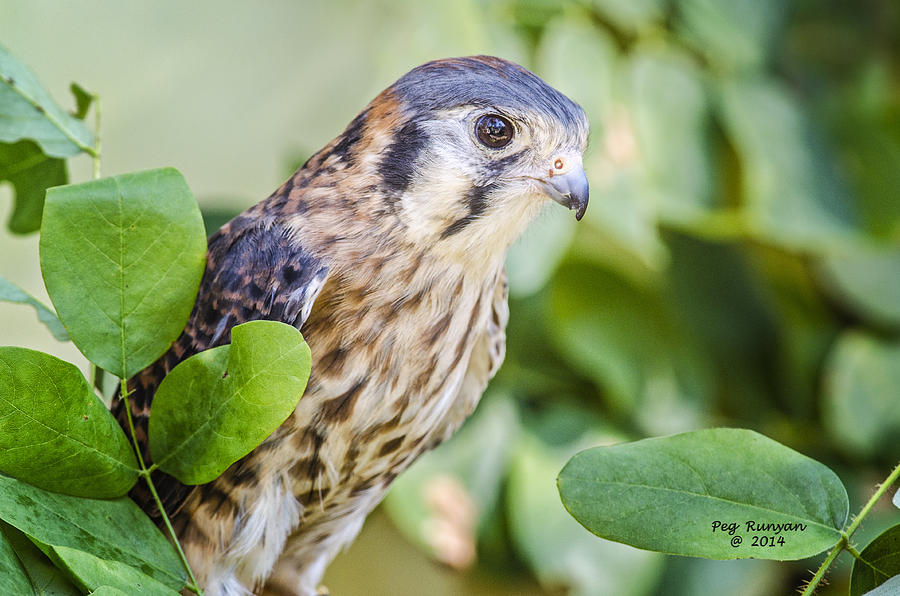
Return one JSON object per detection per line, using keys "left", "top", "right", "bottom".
{"left": 539, "top": 166, "right": 590, "bottom": 221}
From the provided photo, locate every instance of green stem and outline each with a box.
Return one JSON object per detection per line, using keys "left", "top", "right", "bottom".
{"left": 120, "top": 378, "right": 203, "bottom": 595}
{"left": 846, "top": 460, "right": 900, "bottom": 538}
{"left": 800, "top": 460, "right": 900, "bottom": 595}
{"left": 801, "top": 533, "right": 848, "bottom": 596}
{"left": 91, "top": 93, "right": 102, "bottom": 178}
{"left": 88, "top": 94, "right": 104, "bottom": 395}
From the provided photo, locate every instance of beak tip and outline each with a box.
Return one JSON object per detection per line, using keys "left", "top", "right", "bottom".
{"left": 543, "top": 165, "right": 589, "bottom": 222}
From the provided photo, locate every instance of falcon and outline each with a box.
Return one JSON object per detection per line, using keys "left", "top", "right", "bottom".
{"left": 116, "top": 55, "right": 589, "bottom": 596}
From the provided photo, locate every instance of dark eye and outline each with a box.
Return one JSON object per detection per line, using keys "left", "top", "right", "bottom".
{"left": 475, "top": 114, "right": 514, "bottom": 149}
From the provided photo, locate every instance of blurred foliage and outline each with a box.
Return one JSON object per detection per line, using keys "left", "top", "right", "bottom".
{"left": 381, "top": 0, "right": 900, "bottom": 595}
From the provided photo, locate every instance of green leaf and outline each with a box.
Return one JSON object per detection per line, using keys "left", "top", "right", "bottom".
{"left": 626, "top": 44, "right": 716, "bottom": 226}
{"left": 822, "top": 332, "right": 900, "bottom": 459}
{"left": 592, "top": 0, "right": 664, "bottom": 33}
{"left": 508, "top": 429, "right": 663, "bottom": 596}
{"left": 0, "top": 523, "right": 31, "bottom": 596}
{"left": 0, "top": 347, "right": 138, "bottom": 497}
{"left": 39, "top": 167, "right": 207, "bottom": 379}
{"left": 0, "top": 521, "right": 81, "bottom": 596}
{"left": 557, "top": 428, "right": 848, "bottom": 560}
{"left": 41, "top": 544, "right": 180, "bottom": 595}
{"left": 819, "top": 245, "right": 900, "bottom": 330}
{"left": 675, "top": 0, "right": 786, "bottom": 73}
{"left": 0, "top": 139, "right": 67, "bottom": 234}
{"left": 150, "top": 320, "right": 311, "bottom": 485}
{"left": 716, "top": 76, "right": 859, "bottom": 251}
{"left": 536, "top": 15, "right": 617, "bottom": 130}
{"left": 0, "top": 273, "right": 68, "bottom": 341}
{"left": 0, "top": 474, "right": 186, "bottom": 590}
{"left": 547, "top": 261, "right": 711, "bottom": 429}
{"left": 851, "top": 524, "right": 900, "bottom": 596}
{"left": 90, "top": 588, "right": 132, "bottom": 596}
{"left": 862, "top": 574, "right": 900, "bottom": 596}
{"left": 0, "top": 76, "right": 92, "bottom": 235}
{"left": 665, "top": 235, "right": 782, "bottom": 420}
{"left": 69, "top": 83, "right": 93, "bottom": 120}
{"left": 0, "top": 43, "right": 93, "bottom": 158}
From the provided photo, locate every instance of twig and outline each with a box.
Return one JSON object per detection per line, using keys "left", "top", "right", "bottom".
{"left": 121, "top": 377, "right": 203, "bottom": 595}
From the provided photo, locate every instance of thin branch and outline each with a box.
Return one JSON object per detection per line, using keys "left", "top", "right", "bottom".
{"left": 121, "top": 377, "right": 203, "bottom": 595}
{"left": 91, "top": 93, "right": 102, "bottom": 178}
{"left": 801, "top": 533, "right": 847, "bottom": 596}
{"left": 846, "top": 460, "right": 900, "bottom": 538}
{"left": 89, "top": 94, "right": 104, "bottom": 394}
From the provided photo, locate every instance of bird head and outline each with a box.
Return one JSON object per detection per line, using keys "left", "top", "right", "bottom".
{"left": 307, "top": 56, "right": 589, "bottom": 260}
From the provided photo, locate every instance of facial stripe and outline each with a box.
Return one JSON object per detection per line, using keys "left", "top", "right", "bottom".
{"left": 485, "top": 149, "right": 525, "bottom": 177}
{"left": 441, "top": 183, "right": 491, "bottom": 239}
{"left": 379, "top": 119, "right": 427, "bottom": 196}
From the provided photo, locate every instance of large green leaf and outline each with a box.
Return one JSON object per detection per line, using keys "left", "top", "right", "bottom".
{"left": 536, "top": 15, "right": 616, "bottom": 130}
{"left": 717, "top": 76, "right": 859, "bottom": 251}
{"left": 0, "top": 273, "right": 68, "bottom": 341}
{"left": 547, "top": 261, "right": 711, "bottom": 430}
{"left": 0, "top": 140, "right": 67, "bottom": 234}
{"left": 0, "top": 347, "right": 138, "bottom": 497}
{"left": 0, "top": 43, "right": 93, "bottom": 158}
{"left": 851, "top": 524, "right": 900, "bottom": 596}
{"left": 665, "top": 235, "right": 782, "bottom": 420}
{"left": 89, "top": 588, "right": 132, "bottom": 596}
{"left": 41, "top": 544, "right": 179, "bottom": 595}
{"left": 0, "top": 521, "right": 80, "bottom": 596}
{"left": 0, "top": 474, "right": 186, "bottom": 590}
{"left": 557, "top": 428, "right": 848, "bottom": 560}
{"left": 150, "top": 320, "right": 311, "bottom": 485}
{"left": 592, "top": 0, "right": 664, "bottom": 33}
{"left": 0, "top": 523, "right": 31, "bottom": 596}
{"left": 39, "top": 167, "right": 207, "bottom": 379}
{"left": 675, "top": 0, "right": 786, "bottom": 72}
{"left": 819, "top": 245, "right": 900, "bottom": 330}
{"left": 822, "top": 332, "right": 900, "bottom": 459}
{"left": 626, "top": 44, "right": 716, "bottom": 226}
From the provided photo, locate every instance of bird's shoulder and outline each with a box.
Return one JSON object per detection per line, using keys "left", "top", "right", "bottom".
{"left": 187, "top": 214, "right": 330, "bottom": 353}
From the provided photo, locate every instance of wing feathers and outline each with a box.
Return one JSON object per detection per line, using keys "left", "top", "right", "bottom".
{"left": 113, "top": 215, "right": 329, "bottom": 519}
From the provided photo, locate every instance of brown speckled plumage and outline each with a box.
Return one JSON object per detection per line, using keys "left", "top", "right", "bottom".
{"left": 113, "top": 55, "right": 588, "bottom": 596}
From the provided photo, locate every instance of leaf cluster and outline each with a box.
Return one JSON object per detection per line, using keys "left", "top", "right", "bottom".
{"left": 0, "top": 46, "right": 311, "bottom": 595}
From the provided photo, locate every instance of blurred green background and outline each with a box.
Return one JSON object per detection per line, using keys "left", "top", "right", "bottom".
{"left": 2, "top": 1, "right": 899, "bottom": 594}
